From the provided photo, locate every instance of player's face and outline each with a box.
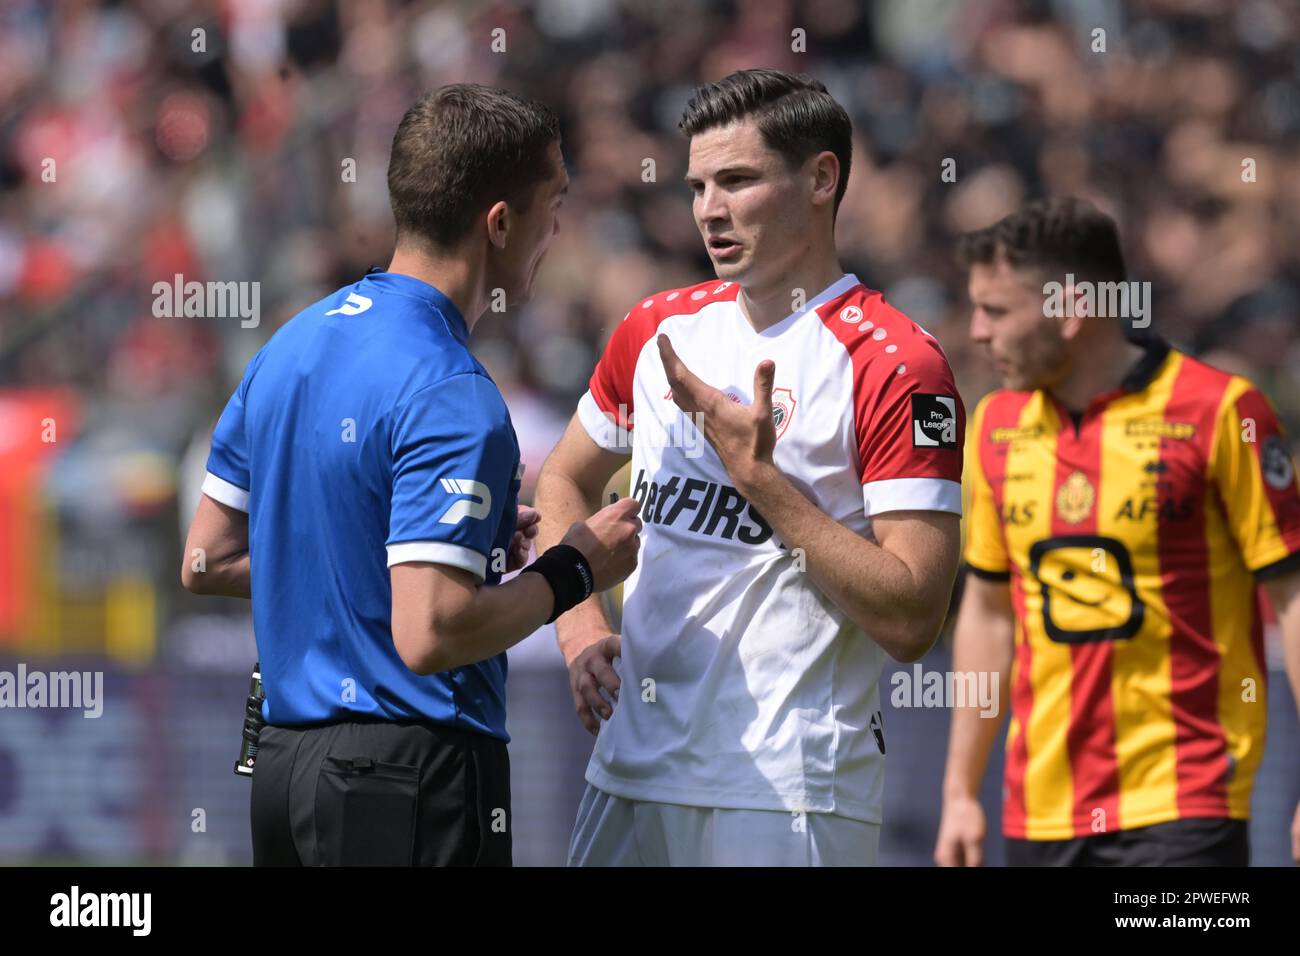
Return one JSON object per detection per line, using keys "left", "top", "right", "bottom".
{"left": 497, "top": 140, "right": 568, "bottom": 305}
{"left": 685, "top": 121, "right": 812, "bottom": 288}
{"left": 967, "top": 258, "right": 1070, "bottom": 391}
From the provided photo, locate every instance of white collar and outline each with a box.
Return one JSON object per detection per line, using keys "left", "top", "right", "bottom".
{"left": 739, "top": 272, "right": 862, "bottom": 337}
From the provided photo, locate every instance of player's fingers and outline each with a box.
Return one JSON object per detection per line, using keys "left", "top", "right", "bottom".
{"left": 963, "top": 834, "right": 983, "bottom": 867}
{"left": 576, "top": 669, "right": 612, "bottom": 720}
{"left": 657, "top": 334, "right": 731, "bottom": 420}
{"left": 656, "top": 334, "right": 704, "bottom": 410}
{"left": 934, "top": 847, "right": 951, "bottom": 868}
{"left": 516, "top": 504, "right": 541, "bottom": 529}
{"left": 656, "top": 333, "right": 684, "bottom": 378}
{"left": 569, "top": 673, "right": 602, "bottom": 734}
{"left": 604, "top": 635, "right": 621, "bottom": 700}
{"left": 933, "top": 828, "right": 957, "bottom": 867}
{"left": 753, "top": 359, "right": 775, "bottom": 410}
{"left": 589, "top": 652, "right": 621, "bottom": 698}
{"left": 572, "top": 691, "right": 599, "bottom": 735}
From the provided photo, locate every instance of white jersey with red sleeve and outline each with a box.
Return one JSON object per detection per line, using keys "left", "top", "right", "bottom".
{"left": 575, "top": 273, "right": 964, "bottom": 823}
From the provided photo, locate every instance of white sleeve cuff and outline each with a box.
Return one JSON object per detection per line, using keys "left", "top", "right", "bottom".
{"left": 202, "top": 471, "right": 250, "bottom": 512}
{"left": 862, "top": 477, "right": 962, "bottom": 516}
{"left": 577, "top": 390, "right": 632, "bottom": 455}
{"left": 386, "top": 541, "right": 487, "bottom": 581}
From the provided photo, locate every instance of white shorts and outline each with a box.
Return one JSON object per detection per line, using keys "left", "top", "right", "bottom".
{"left": 566, "top": 783, "right": 881, "bottom": 867}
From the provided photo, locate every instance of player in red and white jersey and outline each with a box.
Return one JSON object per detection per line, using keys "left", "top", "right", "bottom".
{"left": 536, "top": 69, "right": 966, "bottom": 865}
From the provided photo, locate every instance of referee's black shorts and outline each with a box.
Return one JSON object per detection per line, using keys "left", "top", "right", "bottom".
{"left": 1005, "top": 817, "right": 1248, "bottom": 867}
{"left": 251, "top": 717, "right": 511, "bottom": 866}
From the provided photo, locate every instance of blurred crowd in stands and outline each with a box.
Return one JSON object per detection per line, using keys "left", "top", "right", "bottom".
{"left": 4, "top": 0, "right": 1300, "bottom": 867}
{"left": 2, "top": 0, "right": 1299, "bottom": 564}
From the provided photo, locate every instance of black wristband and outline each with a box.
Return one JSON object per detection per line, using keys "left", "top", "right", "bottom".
{"left": 522, "top": 544, "right": 594, "bottom": 624}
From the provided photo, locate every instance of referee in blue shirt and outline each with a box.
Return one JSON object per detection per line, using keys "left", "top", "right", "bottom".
{"left": 181, "top": 85, "right": 641, "bottom": 866}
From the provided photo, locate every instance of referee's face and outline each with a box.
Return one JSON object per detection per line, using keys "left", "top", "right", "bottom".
{"left": 968, "top": 258, "right": 1070, "bottom": 392}
{"left": 493, "top": 141, "right": 568, "bottom": 305}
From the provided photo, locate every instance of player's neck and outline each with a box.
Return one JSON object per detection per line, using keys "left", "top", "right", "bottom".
{"left": 386, "top": 246, "right": 487, "bottom": 331}
{"left": 738, "top": 256, "right": 845, "bottom": 333}
{"left": 1050, "top": 326, "right": 1149, "bottom": 413}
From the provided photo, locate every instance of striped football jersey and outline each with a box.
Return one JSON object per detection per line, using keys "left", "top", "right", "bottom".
{"left": 964, "top": 338, "right": 1300, "bottom": 839}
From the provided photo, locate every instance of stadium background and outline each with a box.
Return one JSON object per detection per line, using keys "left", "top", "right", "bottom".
{"left": 1, "top": 0, "right": 1297, "bottom": 865}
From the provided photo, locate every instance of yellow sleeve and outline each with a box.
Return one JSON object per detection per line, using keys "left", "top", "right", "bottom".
{"left": 963, "top": 395, "right": 1010, "bottom": 579}
{"left": 1211, "top": 378, "right": 1300, "bottom": 576}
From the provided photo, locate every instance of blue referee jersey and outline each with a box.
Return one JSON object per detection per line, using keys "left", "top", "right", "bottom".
{"left": 202, "top": 271, "right": 521, "bottom": 740}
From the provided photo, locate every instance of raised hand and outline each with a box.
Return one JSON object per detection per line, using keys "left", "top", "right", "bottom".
{"left": 658, "top": 333, "right": 777, "bottom": 495}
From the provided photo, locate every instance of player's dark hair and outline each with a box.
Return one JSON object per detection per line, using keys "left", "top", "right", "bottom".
{"left": 956, "top": 197, "right": 1128, "bottom": 287}
{"left": 678, "top": 69, "right": 852, "bottom": 219}
{"left": 388, "top": 84, "right": 561, "bottom": 250}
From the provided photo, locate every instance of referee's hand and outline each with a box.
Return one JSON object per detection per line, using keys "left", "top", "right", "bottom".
{"left": 506, "top": 505, "right": 541, "bottom": 573}
{"left": 561, "top": 496, "right": 642, "bottom": 592}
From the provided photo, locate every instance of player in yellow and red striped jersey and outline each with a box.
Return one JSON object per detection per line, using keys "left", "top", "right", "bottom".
{"left": 935, "top": 198, "right": 1300, "bottom": 866}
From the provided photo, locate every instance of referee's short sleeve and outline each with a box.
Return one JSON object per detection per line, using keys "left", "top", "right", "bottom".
{"left": 203, "top": 353, "right": 263, "bottom": 512}
{"left": 387, "top": 373, "right": 518, "bottom": 581}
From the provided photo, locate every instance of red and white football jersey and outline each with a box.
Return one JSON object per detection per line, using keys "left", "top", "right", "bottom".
{"left": 576, "top": 273, "right": 965, "bottom": 822}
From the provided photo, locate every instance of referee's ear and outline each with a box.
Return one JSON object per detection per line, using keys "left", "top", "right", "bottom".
{"left": 485, "top": 201, "right": 510, "bottom": 249}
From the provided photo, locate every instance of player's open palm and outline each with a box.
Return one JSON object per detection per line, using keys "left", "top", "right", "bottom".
{"left": 658, "top": 334, "right": 776, "bottom": 492}
{"left": 935, "top": 794, "right": 986, "bottom": 867}
{"left": 567, "top": 633, "right": 622, "bottom": 736}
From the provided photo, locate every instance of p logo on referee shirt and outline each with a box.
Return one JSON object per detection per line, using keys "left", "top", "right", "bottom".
{"left": 912, "top": 394, "right": 958, "bottom": 448}
{"left": 324, "top": 291, "right": 373, "bottom": 316}
{"left": 437, "top": 478, "right": 492, "bottom": 525}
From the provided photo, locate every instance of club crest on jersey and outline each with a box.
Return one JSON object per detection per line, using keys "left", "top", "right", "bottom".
{"left": 1262, "top": 435, "right": 1295, "bottom": 491}
{"left": 772, "top": 388, "right": 797, "bottom": 439}
{"left": 1056, "top": 470, "right": 1096, "bottom": 524}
